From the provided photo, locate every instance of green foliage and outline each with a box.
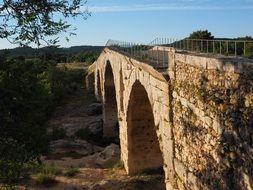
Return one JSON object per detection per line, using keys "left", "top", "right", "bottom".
{"left": 66, "top": 51, "right": 98, "bottom": 65}
{"left": 0, "top": 57, "right": 85, "bottom": 186}
{"left": 0, "top": 0, "right": 90, "bottom": 46}
{"left": 189, "top": 30, "right": 214, "bottom": 39}
{"left": 0, "top": 58, "right": 51, "bottom": 184}
{"left": 44, "top": 65, "right": 85, "bottom": 103}
{"left": 35, "top": 173, "right": 57, "bottom": 186}
{"left": 37, "top": 163, "right": 62, "bottom": 176}
{"left": 64, "top": 167, "right": 79, "bottom": 177}
{"left": 34, "top": 163, "right": 61, "bottom": 186}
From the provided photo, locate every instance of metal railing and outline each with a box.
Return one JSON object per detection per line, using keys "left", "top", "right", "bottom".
{"left": 105, "top": 39, "right": 170, "bottom": 70}
{"left": 149, "top": 38, "right": 253, "bottom": 58}
{"left": 105, "top": 38, "right": 253, "bottom": 70}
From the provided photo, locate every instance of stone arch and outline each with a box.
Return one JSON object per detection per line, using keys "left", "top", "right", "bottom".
{"left": 126, "top": 80, "right": 164, "bottom": 175}
{"left": 103, "top": 61, "right": 119, "bottom": 139}
{"left": 96, "top": 70, "right": 102, "bottom": 101}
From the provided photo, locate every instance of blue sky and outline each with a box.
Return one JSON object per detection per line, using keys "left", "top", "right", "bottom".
{"left": 0, "top": 0, "right": 253, "bottom": 49}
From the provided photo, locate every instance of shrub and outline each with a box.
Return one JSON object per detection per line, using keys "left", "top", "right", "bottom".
{"left": 36, "top": 173, "right": 57, "bottom": 186}
{"left": 64, "top": 167, "right": 79, "bottom": 177}
{"left": 0, "top": 57, "right": 85, "bottom": 186}
{"left": 0, "top": 59, "right": 51, "bottom": 185}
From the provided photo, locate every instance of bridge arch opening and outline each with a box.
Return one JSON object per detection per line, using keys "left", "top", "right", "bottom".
{"left": 96, "top": 70, "right": 102, "bottom": 101}
{"left": 103, "top": 61, "right": 119, "bottom": 140}
{"left": 127, "top": 81, "right": 164, "bottom": 175}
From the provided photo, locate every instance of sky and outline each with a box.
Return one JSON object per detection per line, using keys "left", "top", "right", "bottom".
{"left": 0, "top": 0, "right": 253, "bottom": 49}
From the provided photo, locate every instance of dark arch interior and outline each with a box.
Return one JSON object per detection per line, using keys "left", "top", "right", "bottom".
{"left": 104, "top": 61, "right": 119, "bottom": 141}
{"left": 96, "top": 71, "right": 102, "bottom": 101}
{"left": 127, "top": 81, "right": 164, "bottom": 174}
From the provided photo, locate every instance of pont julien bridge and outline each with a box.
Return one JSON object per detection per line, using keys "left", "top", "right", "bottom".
{"left": 86, "top": 41, "right": 253, "bottom": 190}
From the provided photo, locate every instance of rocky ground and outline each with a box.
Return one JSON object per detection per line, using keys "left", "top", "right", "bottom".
{"left": 19, "top": 87, "right": 166, "bottom": 190}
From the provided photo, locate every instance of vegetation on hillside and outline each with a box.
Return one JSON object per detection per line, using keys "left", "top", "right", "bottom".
{"left": 0, "top": 45, "right": 103, "bottom": 64}
{"left": 0, "top": 54, "right": 86, "bottom": 187}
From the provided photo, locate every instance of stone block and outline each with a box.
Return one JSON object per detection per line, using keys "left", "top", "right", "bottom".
{"left": 185, "top": 55, "right": 207, "bottom": 69}
{"left": 207, "top": 58, "right": 223, "bottom": 71}
{"left": 187, "top": 172, "right": 200, "bottom": 190}
{"left": 174, "top": 159, "right": 188, "bottom": 184}
{"left": 212, "top": 117, "right": 223, "bottom": 136}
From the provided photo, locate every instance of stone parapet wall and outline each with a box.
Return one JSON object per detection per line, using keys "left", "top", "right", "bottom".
{"left": 169, "top": 52, "right": 253, "bottom": 189}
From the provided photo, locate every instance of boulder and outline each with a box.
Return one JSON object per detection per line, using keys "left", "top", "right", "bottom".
{"left": 85, "top": 144, "right": 120, "bottom": 168}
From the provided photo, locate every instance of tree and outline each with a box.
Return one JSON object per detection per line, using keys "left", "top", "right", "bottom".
{"left": 0, "top": 58, "right": 52, "bottom": 184}
{"left": 188, "top": 30, "right": 214, "bottom": 40}
{"left": 0, "top": 0, "right": 90, "bottom": 46}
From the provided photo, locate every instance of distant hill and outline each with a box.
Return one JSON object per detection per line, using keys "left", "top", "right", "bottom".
{"left": 0, "top": 45, "right": 104, "bottom": 58}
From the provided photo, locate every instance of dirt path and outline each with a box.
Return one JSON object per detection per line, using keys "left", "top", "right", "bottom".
{"left": 20, "top": 87, "right": 166, "bottom": 190}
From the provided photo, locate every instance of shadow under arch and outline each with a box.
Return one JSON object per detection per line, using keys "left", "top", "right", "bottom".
{"left": 96, "top": 70, "right": 102, "bottom": 101}
{"left": 103, "top": 60, "right": 119, "bottom": 140}
{"left": 126, "top": 80, "right": 165, "bottom": 176}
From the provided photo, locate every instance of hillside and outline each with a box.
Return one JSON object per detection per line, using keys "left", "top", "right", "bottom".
{"left": 0, "top": 45, "right": 104, "bottom": 58}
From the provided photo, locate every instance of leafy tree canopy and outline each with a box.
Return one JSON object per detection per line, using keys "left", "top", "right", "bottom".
{"left": 188, "top": 30, "right": 214, "bottom": 40}
{"left": 0, "top": 0, "right": 90, "bottom": 46}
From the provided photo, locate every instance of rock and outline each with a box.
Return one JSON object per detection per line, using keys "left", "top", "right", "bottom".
{"left": 85, "top": 144, "right": 120, "bottom": 168}
{"left": 50, "top": 139, "right": 103, "bottom": 155}
{"left": 88, "top": 118, "right": 103, "bottom": 135}
{"left": 86, "top": 103, "right": 102, "bottom": 116}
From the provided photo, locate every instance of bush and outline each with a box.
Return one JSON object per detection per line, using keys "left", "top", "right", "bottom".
{"left": 36, "top": 173, "right": 57, "bottom": 186}
{"left": 39, "top": 163, "right": 62, "bottom": 176}
{"left": 0, "top": 57, "right": 85, "bottom": 186}
{"left": 64, "top": 167, "right": 79, "bottom": 177}
{"left": 34, "top": 163, "right": 61, "bottom": 186}
{"left": 45, "top": 66, "right": 85, "bottom": 103}
{"left": 0, "top": 59, "right": 51, "bottom": 184}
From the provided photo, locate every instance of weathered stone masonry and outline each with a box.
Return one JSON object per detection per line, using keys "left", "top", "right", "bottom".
{"left": 169, "top": 53, "right": 253, "bottom": 190}
{"left": 86, "top": 47, "right": 253, "bottom": 190}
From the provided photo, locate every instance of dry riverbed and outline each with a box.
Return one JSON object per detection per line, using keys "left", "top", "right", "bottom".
{"left": 17, "top": 87, "right": 165, "bottom": 190}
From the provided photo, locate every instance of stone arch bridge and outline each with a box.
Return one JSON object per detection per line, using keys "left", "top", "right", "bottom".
{"left": 86, "top": 47, "right": 253, "bottom": 190}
